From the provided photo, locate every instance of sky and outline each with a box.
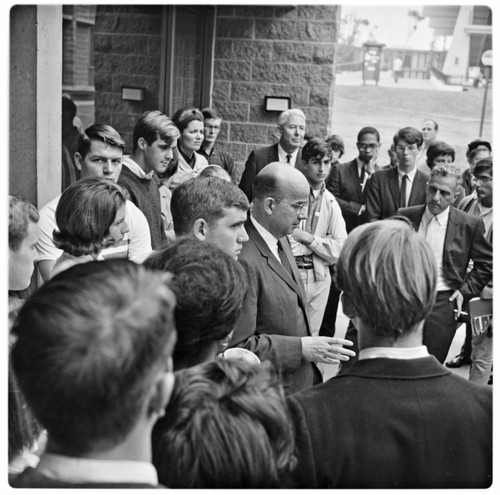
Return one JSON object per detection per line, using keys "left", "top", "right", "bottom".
{"left": 339, "top": 4, "right": 437, "bottom": 51}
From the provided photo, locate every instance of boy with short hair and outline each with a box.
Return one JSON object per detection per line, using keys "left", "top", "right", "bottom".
{"left": 291, "top": 137, "right": 347, "bottom": 337}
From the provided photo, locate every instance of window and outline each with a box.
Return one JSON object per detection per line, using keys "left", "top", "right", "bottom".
{"left": 161, "top": 5, "right": 215, "bottom": 115}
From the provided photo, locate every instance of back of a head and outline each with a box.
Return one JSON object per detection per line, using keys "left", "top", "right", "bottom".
{"left": 335, "top": 218, "right": 437, "bottom": 338}
{"left": 11, "top": 259, "right": 177, "bottom": 455}
{"left": 144, "top": 238, "right": 247, "bottom": 369}
{"left": 132, "top": 110, "right": 180, "bottom": 151}
{"left": 53, "top": 177, "right": 127, "bottom": 256}
{"left": 77, "top": 123, "right": 126, "bottom": 159}
{"left": 393, "top": 126, "right": 423, "bottom": 147}
{"left": 198, "top": 164, "right": 232, "bottom": 182}
{"left": 152, "top": 358, "right": 295, "bottom": 488}
{"left": 171, "top": 176, "right": 249, "bottom": 236}
{"left": 9, "top": 196, "right": 39, "bottom": 253}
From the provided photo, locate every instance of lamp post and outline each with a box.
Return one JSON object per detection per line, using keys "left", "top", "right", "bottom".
{"left": 479, "top": 49, "right": 492, "bottom": 138}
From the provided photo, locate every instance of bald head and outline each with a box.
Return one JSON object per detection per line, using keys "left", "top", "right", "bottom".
{"left": 252, "top": 162, "right": 309, "bottom": 238}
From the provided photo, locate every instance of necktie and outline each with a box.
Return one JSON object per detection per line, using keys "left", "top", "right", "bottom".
{"left": 286, "top": 154, "right": 292, "bottom": 164}
{"left": 400, "top": 174, "right": 408, "bottom": 208}
{"left": 359, "top": 167, "right": 365, "bottom": 187}
{"left": 277, "top": 239, "right": 293, "bottom": 277}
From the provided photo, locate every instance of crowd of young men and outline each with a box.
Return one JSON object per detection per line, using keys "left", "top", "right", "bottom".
{"left": 8, "top": 106, "right": 493, "bottom": 488}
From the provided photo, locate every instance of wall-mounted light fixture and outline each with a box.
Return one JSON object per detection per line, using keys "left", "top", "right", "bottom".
{"left": 122, "top": 86, "right": 145, "bottom": 102}
{"left": 265, "top": 96, "right": 291, "bottom": 112}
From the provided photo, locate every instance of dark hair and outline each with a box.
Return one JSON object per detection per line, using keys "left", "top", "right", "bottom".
{"left": 172, "top": 107, "right": 204, "bottom": 134}
{"left": 9, "top": 196, "right": 39, "bottom": 252}
{"left": 201, "top": 107, "right": 221, "bottom": 120}
{"left": 426, "top": 141, "right": 455, "bottom": 169}
{"left": 132, "top": 110, "right": 180, "bottom": 151}
{"left": 53, "top": 177, "right": 127, "bottom": 256}
{"left": 393, "top": 126, "right": 424, "bottom": 148}
{"left": 357, "top": 126, "right": 380, "bottom": 143}
{"left": 152, "top": 358, "right": 296, "bottom": 488}
{"left": 326, "top": 134, "right": 345, "bottom": 157}
{"left": 77, "top": 123, "right": 126, "bottom": 159}
{"left": 171, "top": 176, "right": 249, "bottom": 236}
{"left": 301, "top": 137, "right": 333, "bottom": 162}
{"left": 473, "top": 157, "right": 493, "bottom": 177}
{"left": 62, "top": 94, "right": 77, "bottom": 118}
{"left": 11, "top": 259, "right": 177, "bottom": 455}
{"left": 144, "top": 238, "right": 247, "bottom": 369}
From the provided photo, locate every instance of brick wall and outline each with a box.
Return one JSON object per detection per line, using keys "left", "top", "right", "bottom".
{"left": 213, "top": 5, "right": 338, "bottom": 176}
{"left": 94, "top": 5, "right": 163, "bottom": 151}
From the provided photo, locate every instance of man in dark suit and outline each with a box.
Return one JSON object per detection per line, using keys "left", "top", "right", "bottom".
{"left": 398, "top": 164, "right": 492, "bottom": 363}
{"left": 326, "top": 126, "right": 381, "bottom": 233}
{"left": 238, "top": 108, "right": 306, "bottom": 201}
{"left": 287, "top": 218, "right": 492, "bottom": 489}
{"left": 365, "top": 126, "right": 428, "bottom": 222}
{"left": 229, "top": 162, "right": 355, "bottom": 394}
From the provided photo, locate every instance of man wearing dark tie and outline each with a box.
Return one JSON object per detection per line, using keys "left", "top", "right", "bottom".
{"left": 229, "top": 162, "right": 354, "bottom": 393}
{"left": 365, "top": 126, "right": 428, "bottom": 221}
{"left": 238, "top": 109, "right": 306, "bottom": 201}
{"left": 326, "top": 126, "right": 381, "bottom": 233}
{"left": 398, "top": 164, "right": 492, "bottom": 363}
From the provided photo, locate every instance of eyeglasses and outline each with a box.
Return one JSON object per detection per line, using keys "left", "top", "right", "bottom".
{"left": 271, "top": 197, "right": 308, "bottom": 212}
{"left": 395, "top": 144, "right": 419, "bottom": 152}
{"left": 357, "top": 143, "right": 379, "bottom": 151}
{"left": 204, "top": 125, "right": 220, "bottom": 131}
{"left": 473, "top": 176, "right": 493, "bottom": 185}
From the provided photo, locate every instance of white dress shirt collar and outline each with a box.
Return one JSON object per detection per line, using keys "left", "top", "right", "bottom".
{"left": 122, "top": 155, "right": 154, "bottom": 179}
{"left": 359, "top": 346, "right": 429, "bottom": 360}
{"left": 278, "top": 144, "right": 299, "bottom": 166}
{"left": 250, "top": 215, "right": 281, "bottom": 261}
{"left": 35, "top": 453, "right": 158, "bottom": 485}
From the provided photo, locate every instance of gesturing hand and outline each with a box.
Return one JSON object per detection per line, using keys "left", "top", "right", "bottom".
{"left": 301, "top": 337, "right": 355, "bottom": 364}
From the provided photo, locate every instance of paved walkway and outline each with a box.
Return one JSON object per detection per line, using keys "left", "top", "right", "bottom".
{"left": 323, "top": 302, "right": 470, "bottom": 381}
{"left": 335, "top": 69, "right": 465, "bottom": 92}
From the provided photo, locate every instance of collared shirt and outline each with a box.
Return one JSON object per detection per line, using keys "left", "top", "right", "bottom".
{"left": 278, "top": 144, "right": 299, "bottom": 167}
{"left": 397, "top": 166, "right": 417, "bottom": 207}
{"left": 122, "top": 155, "right": 155, "bottom": 179}
{"left": 419, "top": 206, "right": 452, "bottom": 291}
{"left": 250, "top": 214, "right": 281, "bottom": 262}
{"left": 359, "top": 346, "right": 429, "bottom": 360}
{"left": 34, "top": 453, "right": 158, "bottom": 485}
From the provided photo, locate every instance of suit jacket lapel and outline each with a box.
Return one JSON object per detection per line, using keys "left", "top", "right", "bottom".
{"left": 443, "top": 207, "right": 459, "bottom": 252}
{"left": 389, "top": 167, "right": 400, "bottom": 209}
{"left": 348, "top": 160, "right": 362, "bottom": 198}
{"left": 409, "top": 170, "right": 427, "bottom": 205}
{"left": 268, "top": 144, "right": 279, "bottom": 164}
{"left": 246, "top": 219, "right": 301, "bottom": 293}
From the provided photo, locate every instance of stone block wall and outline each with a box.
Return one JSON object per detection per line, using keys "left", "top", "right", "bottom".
{"left": 92, "top": 4, "right": 338, "bottom": 165}
{"left": 214, "top": 5, "right": 338, "bottom": 177}
{"left": 94, "top": 5, "right": 164, "bottom": 151}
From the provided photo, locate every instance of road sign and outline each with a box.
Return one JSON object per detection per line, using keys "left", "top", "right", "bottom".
{"left": 481, "top": 49, "right": 492, "bottom": 66}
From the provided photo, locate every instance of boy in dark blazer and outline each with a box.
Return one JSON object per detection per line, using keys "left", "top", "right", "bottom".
{"left": 288, "top": 218, "right": 492, "bottom": 488}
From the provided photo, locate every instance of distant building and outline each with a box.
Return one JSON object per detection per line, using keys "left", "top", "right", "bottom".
{"left": 423, "top": 5, "right": 492, "bottom": 85}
